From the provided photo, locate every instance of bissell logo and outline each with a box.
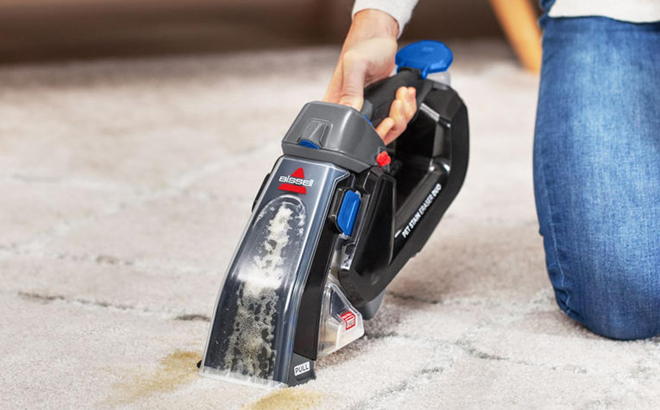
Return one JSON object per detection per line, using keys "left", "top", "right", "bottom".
{"left": 279, "top": 168, "right": 314, "bottom": 194}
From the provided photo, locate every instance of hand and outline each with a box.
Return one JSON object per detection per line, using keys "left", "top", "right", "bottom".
{"left": 323, "top": 10, "right": 417, "bottom": 144}
{"left": 323, "top": 10, "right": 398, "bottom": 110}
{"left": 376, "top": 86, "right": 417, "bottom": 145}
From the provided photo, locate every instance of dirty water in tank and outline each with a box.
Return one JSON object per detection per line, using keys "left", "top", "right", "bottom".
{"left": 204, "top": 196, "right": 306, "bottom": 381}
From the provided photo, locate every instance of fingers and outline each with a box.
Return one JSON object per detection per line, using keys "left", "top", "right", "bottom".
{"left": 324, "top": 62, "right": 417, "bottom": 145}
{"left": 390, "top": 99, "right": 406, "bottom": 133}
{"left": 376, "top": 86, "right": 418, "bottom": 145}
{"left": 396, "top": 86, "right": 417, "bottom": 120}
{"left": 404, "top": 87, "right": 417, "bottom": 118}
{"left": 375, "top": 117, "right": 395, "bottom": 142}
{"left": 384, "top": 100, "right": 407, "bottom": 144}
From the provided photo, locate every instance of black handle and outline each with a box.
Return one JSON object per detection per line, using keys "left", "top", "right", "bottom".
{"left": 360, "top": 69, "right": 425, "bottom": 127}
{"left": 339, "top": 79, "right": 470, "bottom": 308}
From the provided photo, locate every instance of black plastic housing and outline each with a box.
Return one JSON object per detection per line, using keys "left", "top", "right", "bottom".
{"left": 338, "top": 71, "right": 469, "bottom": 306}
{"left": 286, "top": 71, "right": 469, "bottom": 369}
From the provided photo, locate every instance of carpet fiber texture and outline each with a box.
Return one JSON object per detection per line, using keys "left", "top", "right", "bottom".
{"left": 1, "top": 41, "right": 659, "bottom": 409}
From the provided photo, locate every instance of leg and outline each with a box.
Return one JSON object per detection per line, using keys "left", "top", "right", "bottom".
{"left": 534, "top": 15, "right": 660, "bottom": 339}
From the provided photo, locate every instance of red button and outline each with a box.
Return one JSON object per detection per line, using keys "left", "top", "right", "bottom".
{"left": 376, "top": 151, "right": 391, "bottom": 167}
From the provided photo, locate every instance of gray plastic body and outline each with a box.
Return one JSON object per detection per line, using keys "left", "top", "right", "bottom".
{"left": 281, "top": 102, "right": 385, "bottom": 173}
{"left": 200, "top": 156, "right": 349, "bottom": 387}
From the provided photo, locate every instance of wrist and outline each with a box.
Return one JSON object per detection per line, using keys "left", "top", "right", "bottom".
{"left": 346, "top": 9, "right": 399, "bottom": 46}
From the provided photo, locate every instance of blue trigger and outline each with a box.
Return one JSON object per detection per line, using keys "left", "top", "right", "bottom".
{"left": 337, "top": 190, "right": 361, "bottom": 236}
{"left": 395, "top": 40, "right": 454, "bottom": 79}
{"left": 299, "top": 140, "right": 320, "bottom": 149}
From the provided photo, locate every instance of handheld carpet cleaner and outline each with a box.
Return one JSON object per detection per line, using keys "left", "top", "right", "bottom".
{"left": 199, "top": 41, "right": 469, "bottom": 387}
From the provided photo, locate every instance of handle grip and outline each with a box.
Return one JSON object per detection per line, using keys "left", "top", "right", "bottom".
{"left": 360, "top": 69, "right": 425, "bottom": 127}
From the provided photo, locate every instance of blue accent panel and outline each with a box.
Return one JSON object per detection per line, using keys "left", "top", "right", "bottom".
{"left": 337, "top": 190, "right": 361, "bottom": 236}
{"left": 363, "top": 114, "right": 373, "bottom": 126}
{"left": 299, "top": 140, "right": 320, "bottom": 149}
{"left": 395, "top": 40, "right": 454, "bottom": 79}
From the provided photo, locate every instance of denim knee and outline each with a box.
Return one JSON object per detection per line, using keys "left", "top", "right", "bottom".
{"left": 554, "top": 242, "right": 660, "bottom": 340}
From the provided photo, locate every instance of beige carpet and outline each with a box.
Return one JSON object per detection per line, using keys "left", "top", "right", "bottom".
{"left": 1, "top": 41, "right": 659, "bottom": 409}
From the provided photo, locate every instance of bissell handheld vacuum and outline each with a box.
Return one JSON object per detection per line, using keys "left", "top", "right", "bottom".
{"left": 199, "top": 41, "right": 469, "bottom": 387}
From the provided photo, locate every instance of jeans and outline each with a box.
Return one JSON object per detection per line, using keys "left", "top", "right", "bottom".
{"left": 534, "top": 9, "right": 660, "bottom": 339}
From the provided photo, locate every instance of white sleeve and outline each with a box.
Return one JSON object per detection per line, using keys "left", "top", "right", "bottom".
{"left": 352, "top": 0, "right": 420, "bottom": 37}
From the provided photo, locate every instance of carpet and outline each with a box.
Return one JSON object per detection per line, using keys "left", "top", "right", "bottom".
{"left": 1, "top": 40, "right": 658, "bottom": 409}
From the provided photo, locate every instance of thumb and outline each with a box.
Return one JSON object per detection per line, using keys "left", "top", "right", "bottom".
{"left": 338, "top": 57, "right": 367, "bottom": 110}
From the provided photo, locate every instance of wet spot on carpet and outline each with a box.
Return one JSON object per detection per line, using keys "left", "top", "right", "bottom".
{"left": 242, "top": 388, "right": 322, "bottom": 410}
{"left": 108, "top": 349, "right": 200, "bottom": 406}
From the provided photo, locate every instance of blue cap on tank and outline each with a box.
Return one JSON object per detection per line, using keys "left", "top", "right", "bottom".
{"left": 395, "top": 40, "right": 454, "bottom": 79}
